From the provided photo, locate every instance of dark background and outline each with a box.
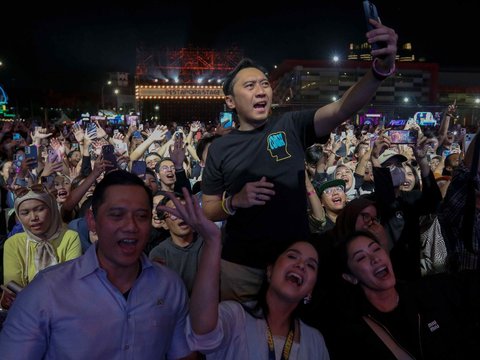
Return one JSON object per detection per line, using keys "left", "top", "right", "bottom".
{"left": 1, "top": 0, "right": 477, "bottom": 93}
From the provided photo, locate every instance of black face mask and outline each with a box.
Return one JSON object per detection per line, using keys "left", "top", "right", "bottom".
{"left": 389, "top": 166, "right": 405, "bottom": 188}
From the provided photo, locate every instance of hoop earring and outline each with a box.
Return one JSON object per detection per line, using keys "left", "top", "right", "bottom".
{"left": 303, "top": 294, "right": 312, "bottom": 305}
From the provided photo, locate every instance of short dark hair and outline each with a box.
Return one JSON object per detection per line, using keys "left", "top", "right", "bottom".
{"left": 91, "top": 170, "right": 153, "bottom": 218}
{"left": 145, "top": 167, "right": 156, "bottom": 179}
{"left": 155, "top": 157, "right": 174, "bottom": 173}
{"left": 155, "top": 192, "right": 184, "bottom": 219}
{"left": 222, "top": 58, "right": 267, "bottom": 96}
{"left": 196, "top": 133, "right": 220, "bottom": 161}
{"left": 305, "top": 144, "right": 324, "bottom": 166}
{"left": 145, "top": 152, "right": 161, "bottom": 160}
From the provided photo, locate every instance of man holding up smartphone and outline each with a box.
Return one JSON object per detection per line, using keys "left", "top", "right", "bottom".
{"left": 202, "top": 4, "right": 398, "bottom": 301}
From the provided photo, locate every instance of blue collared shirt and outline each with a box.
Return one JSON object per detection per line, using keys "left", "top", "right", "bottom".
{"left": 0, "top": 244, "right": 191, "bottom": 359}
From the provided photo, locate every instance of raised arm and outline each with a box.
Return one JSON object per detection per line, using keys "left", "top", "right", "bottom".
{"left": 313, "top": 19, "right": 397, "bottom": 137}
{"left": 158, "top": 189, "right": 222, "bottom": 334}
{"left": 438, "top": 101, "right": 457, "bottom": 145}
{"left": 129, "top": 125, "right": 167, "bottom": 161}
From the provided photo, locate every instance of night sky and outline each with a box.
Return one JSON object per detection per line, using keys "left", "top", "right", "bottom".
{"left": 1, "top": 0, "right": 478, "bottom": 94}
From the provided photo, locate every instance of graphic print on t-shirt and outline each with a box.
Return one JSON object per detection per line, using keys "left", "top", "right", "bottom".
{"left": 267, "top": 131, "right": 291, "bottom": 161}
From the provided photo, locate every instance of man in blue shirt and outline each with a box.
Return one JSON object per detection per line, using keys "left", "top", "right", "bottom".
{"left": 0, "top": 170, "right": 194, "bottom": 359}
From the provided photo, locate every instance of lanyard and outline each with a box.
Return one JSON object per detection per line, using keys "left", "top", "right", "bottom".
{"left": 266, "top": 319, "right": 295, "bottom": 360}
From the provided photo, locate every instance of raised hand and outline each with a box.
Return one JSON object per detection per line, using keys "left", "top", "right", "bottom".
{"left": 158, "top": 188, "right": 221, "bottom": 244}
{"left": 72, "top": 123, "right": 85, "bottom": 143}
{"left": 170, "top": 136, "right": 186, "bottom": 170}
{"left": 50, "top": 138, "right": 65, "bottom": 157}
{"left": 94, "top": 120, "right": 108, "bottom": 139}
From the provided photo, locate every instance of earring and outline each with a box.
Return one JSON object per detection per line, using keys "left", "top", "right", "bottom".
{"left": 303, "top": 294, "right": 312, "bottom": 305}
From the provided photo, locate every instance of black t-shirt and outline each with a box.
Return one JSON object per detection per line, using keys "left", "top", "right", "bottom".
{"left": 202, "top": 109, "right": 326, "bottom": 268}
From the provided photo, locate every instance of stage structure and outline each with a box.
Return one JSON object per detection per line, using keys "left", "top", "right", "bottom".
{"left": 136, "top": 47, "right": 243, "bottom": 124}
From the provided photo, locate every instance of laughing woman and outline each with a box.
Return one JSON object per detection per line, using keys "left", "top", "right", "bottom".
{"left": 158, "top": 189, "right": 329, "bottom": 360}
{"left": 1, "top": 185, "right": 81, "bottom": 309}
{"left": 317, "top": 231, "right": 480, "bottom": 359}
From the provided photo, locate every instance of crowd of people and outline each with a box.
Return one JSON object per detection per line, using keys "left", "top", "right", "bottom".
{"left": 0, "top": 18, "right": 479, "bottom": 360}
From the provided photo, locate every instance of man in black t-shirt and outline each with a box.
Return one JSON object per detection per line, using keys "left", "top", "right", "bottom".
{"left": 202, "top": 20, "right": 398, "bottom": 301}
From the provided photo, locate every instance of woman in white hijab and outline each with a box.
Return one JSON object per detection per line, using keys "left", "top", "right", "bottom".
{"left": 1, "top": 185, "right": 82, "bottom": 309}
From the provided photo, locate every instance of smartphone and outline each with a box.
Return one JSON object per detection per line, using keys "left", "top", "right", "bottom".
{"left": 47, "top": 148, "right": 61, "bottom": 163}
{"left": 102, "top": 144, "right": 118, "bottom": 169}
{"left": 131, "top": 160, "right": 147, "bottom": 177}
{"left": 363, "top": 1, "right": 387, "bottom": 53}
{"left": 86, "top": 123, "right": 97, "bottom": 139}
{"left": 220, "top": 112, "right": 233, "bottom": 128}
{"left": 132, "top": 130, "right": 143, "bottom": 140}
{"left": 114, "top": 142, "right": 128, "bottom": 155}
{"left": 13, "top": 133, "right": 22, "bottom": 140}
{"left": 387, "top": 130, "right": 418, "bottom": 144}
{"left": 25, "top": 145, "right": 38, "bottom": 169}
{"left": 15, "top": 177, "right": 28, "bottom": 187}
{"left": 138, "top": 124, "right": 144, "bottom": 131}
{"left": 13, "top": 153, "right": 23, "bottom": 168}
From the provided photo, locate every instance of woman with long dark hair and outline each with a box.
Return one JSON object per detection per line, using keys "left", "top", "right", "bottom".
{"left": 158, "top": 189, "right": 329, "bottom": 359}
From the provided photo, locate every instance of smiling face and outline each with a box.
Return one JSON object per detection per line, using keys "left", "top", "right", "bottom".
{"left": 68, "top": 150, "right": 81, "bottom": 166}
{"left": 267, "top": 241, "right": 318, "bottom": 304}
{"left": 152, "top": 193, "right": 167, "bottom": 229}
{"left": 355, "top": 205, "right": 378, "bottom": 231}
{"left": 225, "top": 67, "right": 272, "bottom": 130}
{"left": 157, "top": 159, "right": 176, "bottom": 189}
{"left": 87, "top": 184, "right": 151, "bottom": 271}
{"left": 335, "top": 165, "right": 353, "bottom": 191}
{"left": 400, "top": 164, "right": 416, "bottom": 192}
{"left": 17, "top": 199, "right": 51, "bottom": 239}
{"left": 321, "top": 186, "right": 347, "bottom": 212}
{"left": 54, "top": 175, "right": 72, "bottom": 203}
{"left": 146, "top": 154, "right": 161, "bottom": 170}
{"left": 344, "top": 235, "right": 396, "bottom": 292}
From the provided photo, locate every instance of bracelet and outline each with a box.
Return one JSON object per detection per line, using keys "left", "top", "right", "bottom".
{"left": 446, "top": 113, "right": 459, "bottom": 119}
{"left": 225, "top": 195, "right": 237, "bottom": 214}
{"left": 307, "top": 190, "right": 316, "bottom": 197}
{"left": 221, "top": 191, "right": 236, "bottom": 216}
{"left": 371, "top": 58, "right": 396, "bottom": 81}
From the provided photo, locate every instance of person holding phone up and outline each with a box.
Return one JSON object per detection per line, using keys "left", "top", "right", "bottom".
{"left": 370, "top": 132, "right": 443, "bottom": 281}
{"left": 202, "top": 16, "right": 398, "bottom": 301}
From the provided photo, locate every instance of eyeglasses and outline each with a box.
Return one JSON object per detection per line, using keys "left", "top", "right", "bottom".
{"left": 159, "top": 165, "right": 175, "bottom": 172}
{"left": 323, "top": 186, "right": 345, "bottom": 195}
{"left": 14, "top": 184, "right": 48, "bottom": 199}
{"left": 359, "top": 212, "right": 380, "bottom": 224}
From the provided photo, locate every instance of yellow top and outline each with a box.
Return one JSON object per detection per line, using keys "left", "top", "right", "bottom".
{"left": 3, "top": 227, "right": 82, "bottom": 287}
